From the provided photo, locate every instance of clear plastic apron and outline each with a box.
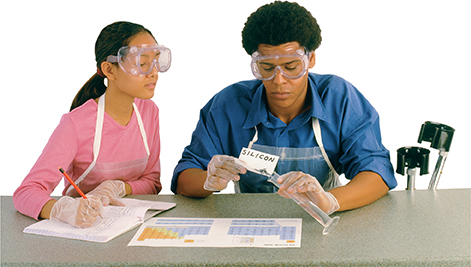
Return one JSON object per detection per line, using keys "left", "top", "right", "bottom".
{"left": 65, "top": 93, "right": 150, "bottom": 195}
{"left": 235, "top": 118, "right": 341, "bottom": 193}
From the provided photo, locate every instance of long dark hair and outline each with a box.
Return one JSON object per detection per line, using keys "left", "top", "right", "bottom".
{"left": 70, "top": 21, "right": 155, "bottom": 111}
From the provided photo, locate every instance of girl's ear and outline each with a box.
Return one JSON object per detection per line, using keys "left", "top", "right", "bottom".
{"left": 101, "top": 61, "right": 117, "bottom": 81}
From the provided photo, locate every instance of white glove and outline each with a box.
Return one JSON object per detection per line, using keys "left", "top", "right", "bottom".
{"left": 277, "top": 171, "right": 339, "bottom": 215}
{"left": 86, "top": 180, "right": 126, "bottom": 206}
{"left": 50, "top": 196, "right": 103, "bottom": 228}
{"left": 204, "top": 155, "right": 247, "bottom": 191}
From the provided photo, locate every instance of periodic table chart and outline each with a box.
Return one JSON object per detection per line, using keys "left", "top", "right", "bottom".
{"left": 128, "top": 217, "right": 302, "bottom": 248}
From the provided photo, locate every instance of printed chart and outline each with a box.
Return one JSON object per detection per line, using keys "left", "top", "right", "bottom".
{"left": 128, "top": 218, "right": 302, "bottom": 248}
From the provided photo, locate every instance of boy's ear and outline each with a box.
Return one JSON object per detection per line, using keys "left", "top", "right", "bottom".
{"left": 309, "top": 52, "right": 316, "bottom": 68}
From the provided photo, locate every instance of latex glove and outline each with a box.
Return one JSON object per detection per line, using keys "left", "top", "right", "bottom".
{"left": 86, "top": 180, "right": 126, "bottom": 206}
{"left": 204, "top": 155, "right": 247, "bottom": 191}
{"left": 277, "top": 171, "right": 339, "bottom": 215}
{"left": 50, "top": 196, "right": 103, "bottom": 228}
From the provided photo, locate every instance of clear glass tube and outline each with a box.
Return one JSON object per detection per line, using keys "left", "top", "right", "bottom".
{"left": 428, "top": 151, "right": 448, "bottom": 190}
{"left": 267, "top": 173, "right": 340, "bottom": 235}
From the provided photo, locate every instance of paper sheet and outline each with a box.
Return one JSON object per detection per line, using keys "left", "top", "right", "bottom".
{"left": 128, "top": 217, "right": 302, "bottom": 248}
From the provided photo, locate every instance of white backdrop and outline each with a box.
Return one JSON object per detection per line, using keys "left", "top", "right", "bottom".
{"left": 1, "top": 0, "right": 469, "bottom": 196}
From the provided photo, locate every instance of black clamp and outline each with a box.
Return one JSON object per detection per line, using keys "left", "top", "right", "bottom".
{"left": 418, "top": 121, "right": 454, "bottom": 152}
{"left": 417, "top": 121, "right": 455, "bottom": 189}
{"left": 396, "top": 146, "right": 430, "bottom": 190}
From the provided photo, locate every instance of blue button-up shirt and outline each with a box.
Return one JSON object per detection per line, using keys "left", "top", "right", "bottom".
{"left": 171, "top": 73, "right": 397, "bottom": 193}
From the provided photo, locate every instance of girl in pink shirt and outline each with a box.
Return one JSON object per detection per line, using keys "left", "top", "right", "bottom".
{"left": 13, "top": 21, "right": 170, "bottom": 228}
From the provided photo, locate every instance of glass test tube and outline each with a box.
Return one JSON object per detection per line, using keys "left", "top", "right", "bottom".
{"left": 267, "top": 173, "right": 340, "bottom": 235}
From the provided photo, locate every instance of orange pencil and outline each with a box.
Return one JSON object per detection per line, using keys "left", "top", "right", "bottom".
{"left": 59, "top": 167, "right": 87, "bottom": 199}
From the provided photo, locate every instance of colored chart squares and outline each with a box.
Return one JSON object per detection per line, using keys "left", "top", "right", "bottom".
{"left": 137, "top": 226, "right": 211, "bottom": 241}
{"left": 231, "top": 219, "right": 277, "bottom": 225}
{"left": 227, "top": 226, "right": 296, "bottom": 240}
{"left": 154, "top": 219, "right": 214, "bottom": 225}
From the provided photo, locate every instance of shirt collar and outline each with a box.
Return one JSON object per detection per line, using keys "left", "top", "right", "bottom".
{"left": 243, "top": 73, "right": 330, "bottom": 129}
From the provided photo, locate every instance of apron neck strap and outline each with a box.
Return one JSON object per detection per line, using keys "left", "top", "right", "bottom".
{"left": 248, "top": 127, "right": 258, "bottom": 149}
{"left": 312, "top": 118, "right": 338, "bottom": 177}
{"left": 133, "top": 102, "right": 150, "bottom": 155}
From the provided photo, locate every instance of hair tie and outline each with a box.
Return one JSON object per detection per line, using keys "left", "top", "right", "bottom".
{"left": 96, "top": 68, "right": 105, "bottom": 78}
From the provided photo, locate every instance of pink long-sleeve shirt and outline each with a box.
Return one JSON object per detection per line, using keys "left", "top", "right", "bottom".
{"left": 13, "top": 98, "right": 162, "bottom": 220}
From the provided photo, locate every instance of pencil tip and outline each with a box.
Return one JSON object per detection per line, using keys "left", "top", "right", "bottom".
{"left": 58, "top": 167, "right": 64, "bottom": 173}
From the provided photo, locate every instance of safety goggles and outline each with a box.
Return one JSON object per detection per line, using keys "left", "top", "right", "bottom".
{"left": 106, "top": 44, "right": 171, "bottom": 76}
{"left": 251, "top": 48, "right": 311, "bottom": 81}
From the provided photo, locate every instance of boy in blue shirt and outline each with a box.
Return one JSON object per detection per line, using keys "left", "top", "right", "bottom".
{"left": 172, "top": 1, "right": 397, "bottom": 214}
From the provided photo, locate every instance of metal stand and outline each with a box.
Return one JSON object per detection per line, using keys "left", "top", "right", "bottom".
{"left": 417, "top": 121, "right": 455, "bottom": 189}
{"left": 396, "top": 147, "right": 430, "bottom": 190}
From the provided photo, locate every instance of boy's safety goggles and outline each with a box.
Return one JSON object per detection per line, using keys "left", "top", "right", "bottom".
{"left": 107, "top": 44, "right": 171, "bottom": 76}
{"left": 251, "top": 48, "right": 311, "bottom": 81}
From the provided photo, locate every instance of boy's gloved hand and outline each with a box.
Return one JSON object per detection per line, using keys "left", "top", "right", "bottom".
{"left": 277, "top": 171, "right": 339, "bottom": 215}
{"left": 204, "top": 155, "right": 247, "bottom": 191}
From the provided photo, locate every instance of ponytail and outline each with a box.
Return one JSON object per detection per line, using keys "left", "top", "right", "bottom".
{"left": 69, "top": 21, "right": 155, "bottom": 111}
{"left": 70, "top": 73, "right": 107, "bottom": 111}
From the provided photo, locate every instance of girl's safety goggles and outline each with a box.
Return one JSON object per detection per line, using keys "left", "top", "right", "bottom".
{"left": 107, "top": 44, "right": 171, "bottom": 76}
{"left": 251, "top": 48, "right": 311, "bottom": 81}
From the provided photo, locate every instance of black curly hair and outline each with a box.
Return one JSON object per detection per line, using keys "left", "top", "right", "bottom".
{"left": 242, "top": 1, "right": 322, "bottom": 55}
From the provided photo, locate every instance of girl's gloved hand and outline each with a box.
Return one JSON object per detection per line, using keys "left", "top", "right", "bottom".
{"left": 50, "top": 196, "right": 103, "bottom": 228}
{"left": 86, "top": 180, "right": 126, "bottom": 206}
{"left": 277, "top": 171, "right": 339, "bottom": 215}
{"left": 204, "top": 155, "right": 247, "bottom": 191}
